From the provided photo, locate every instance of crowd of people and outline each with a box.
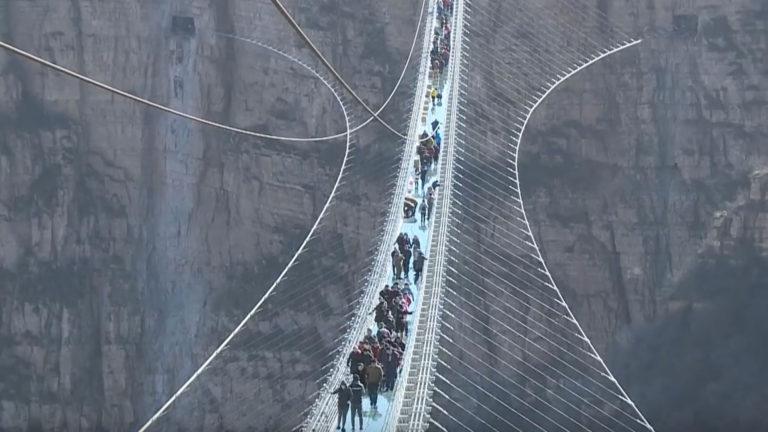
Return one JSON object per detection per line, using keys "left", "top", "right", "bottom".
{"left": 330, "top": 1, "right": 453, "bottom": 431}
{"left": 430, "top": 0, "right": 453, "bottom": 83}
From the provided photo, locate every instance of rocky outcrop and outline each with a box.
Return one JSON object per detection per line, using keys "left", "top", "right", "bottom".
{"left": 708, "top": 169, "right": 768, "bottom": 254}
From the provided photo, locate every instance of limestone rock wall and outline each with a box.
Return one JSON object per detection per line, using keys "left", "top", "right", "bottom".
{"left": 1, "top": 0, "right": 766, "bottom": 429}
{"left": 521, "top": 0, "right": 768, "bottom": 429}
{"left": 0, "top": 0, "right": 419, "bottom": 430}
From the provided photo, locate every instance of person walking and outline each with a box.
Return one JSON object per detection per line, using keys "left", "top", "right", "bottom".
{"left": 365, "top": 361, "right": 384, "bottom": 410}
{"left": 403, "top": 233, "right": 412, "bottom": 250}
{"left": 349, "top": 375, "right": 365, "bottom": 431}
{"left": 381, "top": 346, "right": 400, "bottom": 392}
{"left": 419, "top": 200, "right": 428, "bottom": 228}
{"left": 376, "top": 321, "right": 391, "bottom": 344}
{"left": 419, "top": 163, "right": 429, "bottom": 193}
{"left": 394, "top": 300, "right": 412, "bottom": 337}
{"left": 412, "top": 235, "right": 421, "bottom": 252}
{"left": 383, "top": 310, "right": 395, "bottom": 332}
{"left": 425, "top": 146, "right": 435, "bottom": 172}
{"left": 332, "top": 381, "right": 351, "bottom": 431}
{"left": 401, "top": 282, "right": 414, "bottom": 308}
{"left": 413, "top": 250, "right": 427, "bottom": 285}
{"left": 391, "top": 247, "right": 400, "bottom": 277}
{"left": 373, "top": 300, "right": 388, "bottom": 324}
{"left": 394, "top": 250, "right": 404, "bottom": 280}
{"left": 391, "top": 334, "right": 406, "bottom": 353}
{"left": 396, "top": 232, "right": 407, "bottom": 254}
{"left": 378, "top": 284, "right": 391, "bottom": 304}
{"left": 402, "top": 246, "right": 412, "bottom": 280}
{"left": 420, "top": 148, "right": 432, "bottom": 172}
{"left": 426, "top": 187, "right": 435, "bottom": 221}
{"left": 413, "top": 159, "right": 421, "bottom": 189}
{"left": 389, "top": 283, "right": 401, "bottom": 306}
{"left": 348, "top": 347, "right": 364, "bottom": 377}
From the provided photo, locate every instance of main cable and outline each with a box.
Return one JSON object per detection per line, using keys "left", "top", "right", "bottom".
{"left": 213, "top": 0, "right": 430, "bottom": 141}
{"left": 0, "top": 40, "right": 341, "bottom": 142}
{"left": 0, "top": 0, "right": 428, "bottom": 142}
{"left": 269, "top": 0, "right": 413, "bottom": 141}
{"left": 136, "top": 41, "right": 351, "bottom": 432}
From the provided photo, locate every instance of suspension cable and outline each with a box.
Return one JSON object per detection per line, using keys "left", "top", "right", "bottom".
{"left": 269, "top": 0, "right": 415, "bottom": 141}
{"left": 136, "top": 40, "right": 350, "bottom": 432}
{"left": 0, "top": 0, "right": 428, "bottom": 143}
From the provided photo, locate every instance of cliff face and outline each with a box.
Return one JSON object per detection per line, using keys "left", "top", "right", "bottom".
{"left": 2, "top": 0, "right": 766, "bottom": 430}
{"left": 521, "top": 0, "right": 768, "bottom": 429}
{"left": 0, "top": 0, "right": 418, "bottom": 430}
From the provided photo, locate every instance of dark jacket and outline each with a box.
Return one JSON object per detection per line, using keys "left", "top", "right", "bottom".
{"left": 362, "top": 351, "right": 375, "bottom": 367}
{"left": 349, "top": 380, "right": 365, "bottom": 406}
{"left": 332, "top": 385, "right": 351, "bottom": 406}
{"left": 373, "top": 302, "right": 388, "bottom": 323}
{"left": 403, "top": 248, "right": 412, "bottom": 266}
{"left": 383, "top": 314, "right": 395, "bottom": 331}
{"left": 413, "top": 252, "right": 427, "bottom": 271}
{"left": 378, "top": 289, "right": 390, "bottom": 302}
{"left": 381, "top": 349, "right": 400, "bottom": 372}
{"left": 396, "top": 234, "right": 408, "bottom": 254}
{"left": 389, "top": 287, "right": 402, "bottom": 303}
{"left": 348, "top": 350, "right": 364, "bottom": 374}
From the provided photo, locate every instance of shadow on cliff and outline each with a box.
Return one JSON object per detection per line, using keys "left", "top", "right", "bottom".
{"left": 609, "top": 245, "right": 768, "bottom": 432}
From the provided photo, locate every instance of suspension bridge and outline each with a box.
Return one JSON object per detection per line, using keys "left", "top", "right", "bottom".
{"left": 0, "top": 0, "right": 653, "bottom": 430}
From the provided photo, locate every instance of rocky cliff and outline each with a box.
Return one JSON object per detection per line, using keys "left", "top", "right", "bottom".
{"left": 1, "top": 0, "right": 766, "bottom": 430}
{"left": 0, "top": 0, "right": 420, "bottom": 430}
{"left": 521, "top": 0, "right": 768, "bottom": 429}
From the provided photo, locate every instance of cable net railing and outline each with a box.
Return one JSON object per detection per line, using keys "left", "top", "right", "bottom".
{"left": 417, "top": 0, "right": 653, "bottom": 431}
{"left": 300, "top": 0, "right": 439, "bottom": 429}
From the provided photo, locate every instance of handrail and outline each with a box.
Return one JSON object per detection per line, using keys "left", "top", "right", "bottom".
{"left": 300, "top": 0, "right": 438, "bottom": 428}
